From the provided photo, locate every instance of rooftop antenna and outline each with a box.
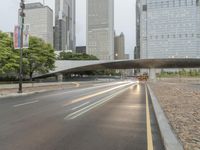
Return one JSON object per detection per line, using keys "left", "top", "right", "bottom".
{"left": 43, "top": 0, "right": 45, "bottom": 5}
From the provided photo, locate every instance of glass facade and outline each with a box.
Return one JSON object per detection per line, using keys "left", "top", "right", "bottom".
{"left": 139, "top": 0, "right": 200, "bottom": 59}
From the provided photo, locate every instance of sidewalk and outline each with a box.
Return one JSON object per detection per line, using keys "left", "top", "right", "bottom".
{"left": 0, "top": 82, "right": 80, "bottom": 97}
{"left": 149, "top": 81, "right": 200, "bottom": 150}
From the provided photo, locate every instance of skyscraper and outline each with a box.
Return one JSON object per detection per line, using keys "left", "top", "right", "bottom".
{"left": 114, "top": 32, "right": 125, "bottom": 60}
{"left": 21, "top": 2, "right": 53, "bottom": 46}
{"left": 54, "top": 0, "right": 76, "bottom": 51}
{"left": 137, "top": 0, "right": 200, "bottom": 59}
{"left": 134, "top": 0, "right": 141, "bottom": 60}
{"left": 86, "top": 0, "right": 114, "bottom": 60}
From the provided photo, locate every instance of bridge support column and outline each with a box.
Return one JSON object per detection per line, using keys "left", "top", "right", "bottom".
{"left": 149, "top": 68, "right": 156, "bottom": 81}
{"left": 57, "top": 74, "right": 63, "bottom": 82}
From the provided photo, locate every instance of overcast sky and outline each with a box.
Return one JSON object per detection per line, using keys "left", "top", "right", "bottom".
{"left": 0, "top": 0, "right": 136, "bottom": 57}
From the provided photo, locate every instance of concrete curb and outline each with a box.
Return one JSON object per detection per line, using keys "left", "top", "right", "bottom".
{"left": 0, "top": 89, "right": 53, "bottom": 99}
{"left": 147, "top": 84, "right": 184, "bottom": 150}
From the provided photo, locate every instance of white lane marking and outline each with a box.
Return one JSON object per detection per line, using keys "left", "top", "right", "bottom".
{"left": 13, "top": 100, "right": 39, "bottom": 108}
{"left": 63, "top": 82, "right": 135, "bottom": 107}
{"left": 28, "top": 81, "right": 131, "bottom": 101}
{"left": 64, "top": 85, "right": 134, "bottom": 120}
{"left": 71, "top": 102, "right": 90, "bottom": 110}
{"left": 92, "top": 81, "right": 132, "bottom": 87}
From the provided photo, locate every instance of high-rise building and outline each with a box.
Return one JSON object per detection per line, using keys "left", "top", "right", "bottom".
{"left": 54, "top": 0, "right": 76, "bottom": 51}
{"left": 86, "top": 0, "right": 114, "bottom": 60}
{"left": 21, "top": 2, "right": 53, "bottom": 46}
{"left": 134, "top": 0, "right": 141, "bottom": 60}
{"left": 137, "top": 0, "right": 200, "bottom": 59}
{"left": 114, "top": 32, "right": 125, "bottom": 60}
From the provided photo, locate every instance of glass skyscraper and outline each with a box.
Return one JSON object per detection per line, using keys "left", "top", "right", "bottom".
{"left": 54, "top": 0, "right": 76, "bottom": 51}
{"left": 137, "top": 0, "right": 200, "bottom": 59}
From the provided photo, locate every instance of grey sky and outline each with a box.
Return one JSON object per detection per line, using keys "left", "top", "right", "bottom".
{"left": 0, "top": 0, "right": 136, "bottom": 56}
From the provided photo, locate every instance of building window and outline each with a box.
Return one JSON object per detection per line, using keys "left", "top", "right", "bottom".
{"left": 179, "top": 34, "right": 182, "bottom": 38}
{"left": 197, "top": 0, "right": 200, "bottom": 6}
{"left": 185, "top": 34, "right": 188, "bottom": 37}
{"left": 179, "top": 0, "right": 181, "bottom": 6}
{"left": 173, "top": 0, "right": 175, "bottom": 7}
{"left": 161, "top": 1, "right": 163, "bottom": 8}
{"left": 185, "top": 0, "right": 188, "bottom": 6}
{"left": 143, "top": 5, "right": 147, "bottom": 11}
{"left": 166, "top": 1, "right": 169, "bottom": 7}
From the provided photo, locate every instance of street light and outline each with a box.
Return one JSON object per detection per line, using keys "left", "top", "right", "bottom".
{"left": 18, "top": 0, "right": 25, "bottom": 93}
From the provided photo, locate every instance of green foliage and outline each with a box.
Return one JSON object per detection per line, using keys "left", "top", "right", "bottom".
{"left": 23, "top": 36, "right": 56, "bottom": 80}
{"left": 57, "top": 52, "right": 99, "bottom": 60}
{"left": 0, "top": 32, "right": 56, "bottom": 80}
{"left": 0, "top": 32, "right": 19, "bottom": 74}
{"left": 158, "top": 69, "right": 200, "bottom": 78}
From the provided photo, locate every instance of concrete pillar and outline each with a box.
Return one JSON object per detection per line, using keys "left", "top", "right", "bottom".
{"left": 57, "top": 74, "right": 63, "bottom": 82}
{"left": 149, "top": 68, "right": 156, "bottom": 81}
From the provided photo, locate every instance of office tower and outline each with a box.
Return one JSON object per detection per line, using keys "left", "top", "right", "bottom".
{"left": 21, "top": 2, "right": 53, "bottom": 46}
{"left": 86, "top": 0, "right": 114, "bottom": 60}
{"left": 114, "top": 32, "right": 125, "bottom": 60}
{"left": 137, "top": 0, "right": 200, "bottom": 59}
{"left": 54, "top": 0, "right": 76, "bottom": 51}
{"left": 134, "top": 0, "right": 141, "bottom": 60}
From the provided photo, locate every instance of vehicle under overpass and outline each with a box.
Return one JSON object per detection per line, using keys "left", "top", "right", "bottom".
{"left": 33, "top": 58, "right": 200, "bottom": 81}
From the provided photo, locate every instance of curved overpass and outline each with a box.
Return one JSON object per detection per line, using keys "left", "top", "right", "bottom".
{"left": 33, "top": 58, "right": 200, "bottom": 79}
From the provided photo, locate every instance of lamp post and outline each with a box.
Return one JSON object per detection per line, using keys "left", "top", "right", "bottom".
{"left": 18, "top": 0, "right": 25, "bottom": 93}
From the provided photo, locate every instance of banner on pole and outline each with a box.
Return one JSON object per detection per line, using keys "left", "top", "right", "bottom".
{"left": 14, "top": 25, "right": 21, "bottom": 49}
{"left": 23, "top": 24, "right": 30, "bottom": 48}
{"left": 13, "top": 24, "right": 30, "bottom": 49}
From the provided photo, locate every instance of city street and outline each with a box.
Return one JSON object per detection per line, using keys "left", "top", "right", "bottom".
{"left": 0, "top": 81, "right": 164, "bottom": 150}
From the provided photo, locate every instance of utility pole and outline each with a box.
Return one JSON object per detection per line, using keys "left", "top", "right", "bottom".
{"left": 18, "top": 0, "right": 25, "bottom": 93}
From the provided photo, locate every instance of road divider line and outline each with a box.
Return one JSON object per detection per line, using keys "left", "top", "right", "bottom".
{"left": 64, "top": 85, "right": 134, "bottom": 120}
{"left": 13, "top": 100, "right": 39, "bottom": 108}
{"left": 71, "top": 102, "right": 90, "bottom": 110}
{"left": 63, "top": 82, "right": 135, "bottom": 107}
{"left": 145, "top": 85, "right": 154, "bottom": 150}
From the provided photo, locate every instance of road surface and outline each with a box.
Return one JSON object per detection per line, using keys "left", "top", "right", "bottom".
{"left": 0, "top": 81, "right": 164, "bottom": 150}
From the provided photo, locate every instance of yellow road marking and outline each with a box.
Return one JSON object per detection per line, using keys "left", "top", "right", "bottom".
{"left": 72, "top": 82, "right": 80, "bottom": 88}
{"left": 145, "top": 85, "right": 154, "bottom": 150}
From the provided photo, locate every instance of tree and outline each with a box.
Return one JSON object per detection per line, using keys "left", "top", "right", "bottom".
{"left": 0, "top": 32, "right": 19, "bottom": 75}
{"left": 57, "top": 52, "right": 99, "bottom": 60}
{"left": 23, "top": 36, "right": 56, "bottom": 81}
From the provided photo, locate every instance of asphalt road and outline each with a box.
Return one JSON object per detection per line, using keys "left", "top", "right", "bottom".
{"left": 0, "top": 81, "right": 164, "bottom": 150}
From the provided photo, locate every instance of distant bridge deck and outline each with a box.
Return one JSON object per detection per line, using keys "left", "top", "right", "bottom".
{"left": 33, "top": 58, "right": 200, "bottom": 79}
